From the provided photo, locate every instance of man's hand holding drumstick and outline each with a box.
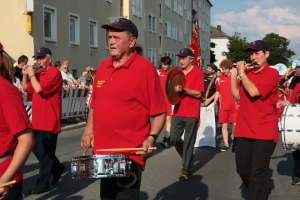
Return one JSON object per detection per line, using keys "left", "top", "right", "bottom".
{"left": 80, "top": 109, "right": 94, "bottom": 155}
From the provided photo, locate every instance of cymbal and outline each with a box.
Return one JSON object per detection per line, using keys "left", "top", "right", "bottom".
{"left": 165, "top": 66, "right": 186, "bottom": 105}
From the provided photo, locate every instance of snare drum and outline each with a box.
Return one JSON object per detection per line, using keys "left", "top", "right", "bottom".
{"left": 281, "top": 104, "right": 300, "bottom": 150}
{"left": 71, "top": 154, "right": 131, "bottom": 179}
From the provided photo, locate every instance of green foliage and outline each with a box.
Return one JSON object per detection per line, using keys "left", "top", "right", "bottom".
{"left": 263, "top": 33, "right": 295, "bottom": 66}
{"left": 222, "top": 32, "right": 295, "bottom": 66}
{"left": 222, "top": 32, "right": 251, "bottom": 63}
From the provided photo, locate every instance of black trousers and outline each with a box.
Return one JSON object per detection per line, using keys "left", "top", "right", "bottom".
{"left": 32, "top": 130, "right": 61, "bottom": 188}
{"left": 100, "top": 161, "right": 142, "bottom": 200}
{"left": 235, "top": 138, "right": 276, "bottom": 200}
{"left": 3, "top": 180, "right": 23, "bottom": 200}
{"left": 292, "top": 150, "right": 300, "bottom": 177}
{"left": 170, "top": 116, "right": 198, "bottom": 176}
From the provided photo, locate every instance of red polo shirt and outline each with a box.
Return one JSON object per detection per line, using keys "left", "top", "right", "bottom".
{"left": 216, "top": 74, "right": 236, "bottom": 110}
{"left": 289, "top": 83, "right": 300, "bottom": 104}
{"left": 0, "top": 75, "right": 32, "bottom": 184}
{"left": 172, "top": 66, "right": 204, "bottom": 120}
{"left": 28, "top": 66, "right": 62, "bottom": 133}
{"left": 91, "top": 51, "right": 166, "bottom": 168}
{"left": 235, "top": 64, "right": 279, "bottom": 142}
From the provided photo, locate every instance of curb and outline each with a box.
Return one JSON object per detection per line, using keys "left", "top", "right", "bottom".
{"left": 61, "top": 121, "right": 86, "bottom": 132}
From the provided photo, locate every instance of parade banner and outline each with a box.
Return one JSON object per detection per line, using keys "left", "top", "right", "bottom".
{"left": 181, "top": 103, "right": 216, "bottom": 147}
{"left": 194, "top": 103, "right": 216, "bottom": 147}
{"left": 190, "top": 19, "right": 201, "bottom": 67}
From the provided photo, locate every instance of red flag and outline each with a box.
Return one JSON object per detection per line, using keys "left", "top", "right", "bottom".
{"left": 190, "top": 19, "right": 201, "bottom": 67}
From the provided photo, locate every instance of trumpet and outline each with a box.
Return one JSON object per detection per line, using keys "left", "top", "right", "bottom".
{"left": 232, "top": 62, "right": 260, "bottom": 68}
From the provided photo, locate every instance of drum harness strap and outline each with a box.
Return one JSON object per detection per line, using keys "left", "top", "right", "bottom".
{"left": 204, "top": 74, "right": 216, "bottom": 101}
{"left": 0, "top": 151, "right": 14, "bottom": 164}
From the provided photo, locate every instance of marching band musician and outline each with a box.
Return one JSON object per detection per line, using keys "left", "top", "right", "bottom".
{"left": 22, "top": 47, "right": 66, "bottom": 194}
{"left": 278, "top": 83, "right": 300, "bottom": 186}
{"left": 213, "top": 59, "right": 239, "bottom": 152}
{"left": 0, "top": 43, "right": 34, "bottom": 199}
{"left": 170, "top": 48, "right": 205, "bottom": 181}
{"left": 80, "top": 18, "right": 166, "bottom": 199}
{"left": 157, "top": 56, "right": 173, "bottom": 148}
{"left": 231, "top": 40, "right": 278, "bottom": 199}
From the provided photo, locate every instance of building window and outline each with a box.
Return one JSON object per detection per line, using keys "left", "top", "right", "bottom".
{"left": 159, "top": 35, "right": 162, "bottom": 55}
{"left": 106, "top": 0, "right": 113, "bottom": 3}
{"left": 132, "top": 0, "right": 142, "bottom": 18}
{"left": 187, "top": 9, "right": 192, "bottom": 22}
{"left": 178, "top": 1, "right": 183, "bottom": 16}
{"left": 178, "top": 27, "right": 183, "bottom": 42}
{"left": 183, "top": 0, "right": 186, "bottom": 10}
{"left": 159, "top": 2, "right": 163, "bottom": 23}
{"left": 89, "top": 19, "right": 98, "bottom": 48}
{"left": 148, "top": 13, "right": 156, "bottom": 33}
{"left": 187, "top": 32, "right": 191, "bottom": 45}
{"left": 69, "top": 13, "right": 80, "bottom": 45}
{"left": 165, "top": 0, "right": 171, "bottom": 8}
{"left": 43, "top": 5, "right": 57, "bottom": 42}
{"left": 148, "top": 48, "right": 157, "bottom": 67}
{"left": 171, "top": 0, "right": 178, "bottom": 13}
{"left": 165, "top": 21, "right": 171, "bottom": 38}
{"left": 171, "top": 24, "right": 177, "bottom": 40}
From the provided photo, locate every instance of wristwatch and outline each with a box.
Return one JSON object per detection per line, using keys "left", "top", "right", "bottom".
{"left": 28, "top": 74, "right": 35, "bottom": 79}
{"left": 238, "top": 72, "right": 245, "bottom": 78}
{"left": 148, "top": 134, "right": 158, "bottom": 143}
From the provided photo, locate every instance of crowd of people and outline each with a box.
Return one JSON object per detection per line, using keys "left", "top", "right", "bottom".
{"left": 1, "top": 17, "right": 300, "bottom": 200}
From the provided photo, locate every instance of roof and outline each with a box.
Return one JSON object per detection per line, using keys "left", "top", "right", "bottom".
{"left": 210, "top": 25, "right": 228, "bottom": 38}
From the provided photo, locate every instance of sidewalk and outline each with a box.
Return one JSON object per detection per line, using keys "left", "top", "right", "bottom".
{"left": 61, "top": 118, "right": 86, "bottom": 132}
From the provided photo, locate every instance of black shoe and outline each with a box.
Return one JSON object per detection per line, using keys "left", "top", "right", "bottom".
{"left": 159, "top": 137, "right": 168, "bottom": 148}
{"left": 220, "top": 146, "right": 229, "bottom": 152}
{"left": 51, "top": 163, "right": 66, "bottom": 185}
{"left": 291, "top": 176, "right": 300, "bottom": 185}
{"left": 29, "top": 186, "right": 51, "bottom": 194}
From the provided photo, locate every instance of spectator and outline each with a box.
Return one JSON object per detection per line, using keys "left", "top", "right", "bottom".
{"left": 14, "top": 55, "right": 28, "bottom": 81}
{"left": 60, "top": 63, "right": 81, "bottom": 89}
{"left": 54, "top": 61, "right": 61, "bottom": 70}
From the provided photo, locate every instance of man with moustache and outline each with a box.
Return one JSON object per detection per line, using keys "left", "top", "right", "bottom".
{"left": 203, "top": 63, "right": 218, "bottom": 106}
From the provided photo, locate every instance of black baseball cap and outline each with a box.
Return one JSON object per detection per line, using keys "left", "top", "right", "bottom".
{"left": 245, "top": 40, "right": 270, "bottom": 52}
{"left": 101, "top": 18, "right": 138, "bottom": 38}
{"left": 32, "top": 47, "right": 52, "bottom": 58}
{"left": 207, "top": 63, "right": 218, "bottom": 71}
{"left": 176, "top": 48, "right": 194, "bottom": 57}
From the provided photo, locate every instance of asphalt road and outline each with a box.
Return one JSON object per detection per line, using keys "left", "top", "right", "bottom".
{"left": 22, "top": 124, "right": 300, "bottom": 200}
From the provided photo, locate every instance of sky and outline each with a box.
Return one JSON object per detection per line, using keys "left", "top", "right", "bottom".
{"left": 210, "top": 0, "right": 300, "bottom": 61}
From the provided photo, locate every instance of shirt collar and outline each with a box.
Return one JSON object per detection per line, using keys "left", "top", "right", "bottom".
{"left": 108, "top": 51, "right": 137, "bottom": 69}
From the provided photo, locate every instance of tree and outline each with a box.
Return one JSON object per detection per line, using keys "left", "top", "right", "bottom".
{"left": 263, "top": 33, "right": 295, "bottom": 66}
{"left": 222, "top": 32, "right": 251, "bottom": 63}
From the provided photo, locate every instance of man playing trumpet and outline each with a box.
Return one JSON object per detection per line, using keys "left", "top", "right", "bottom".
{"left": 231, "top": 40, "right": 278, "bottom": 199}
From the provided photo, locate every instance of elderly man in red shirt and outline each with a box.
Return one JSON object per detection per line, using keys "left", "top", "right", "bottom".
{"left": 231, "top": 40, "right": 278, "bottom": 199}
{"left": 22, "top": 47, "right": 66, "bottom": 194}
{"left": 170, "top": 48, "right": 204, "bottom": 181}
{"left": 81, "top": 18, "right": 166, "bottom": 199}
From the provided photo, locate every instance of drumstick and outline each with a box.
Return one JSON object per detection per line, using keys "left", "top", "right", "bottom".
{"left": 96, "top": 147, "right": 157, "bottom": 152}
{"left": 0, "top": 180, "right": 17, "bottom": 188}
{"left": 83, "top": 146, "right": 91, "bottom": 155}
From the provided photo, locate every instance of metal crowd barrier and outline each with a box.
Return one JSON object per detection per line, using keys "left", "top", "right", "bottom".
{"left": 23, "top": 87, "right": 89, "bottom": 120}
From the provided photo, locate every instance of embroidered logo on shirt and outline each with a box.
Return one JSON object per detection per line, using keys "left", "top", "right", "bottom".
{"left": 97, "top": 80, "right": 105, "bottom": 87}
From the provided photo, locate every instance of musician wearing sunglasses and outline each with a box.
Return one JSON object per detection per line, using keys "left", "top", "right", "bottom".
{"left": 231, "top": 40, "right": 278, "bottom": 199}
